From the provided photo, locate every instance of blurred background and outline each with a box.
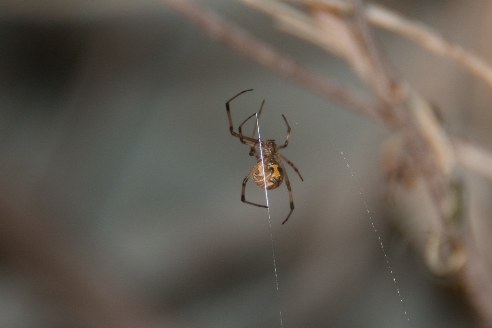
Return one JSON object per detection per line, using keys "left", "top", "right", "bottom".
{"left": 0, "top": 0, "right": 490, "bottom": 327}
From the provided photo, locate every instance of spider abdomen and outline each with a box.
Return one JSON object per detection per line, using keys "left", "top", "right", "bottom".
{"left": 252, "top": 160, "right": 284, "bottom": 190}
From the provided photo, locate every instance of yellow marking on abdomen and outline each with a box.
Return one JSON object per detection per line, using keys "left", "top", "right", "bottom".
{"left": 271, "top": 164, "right": 281, "bottom": 178}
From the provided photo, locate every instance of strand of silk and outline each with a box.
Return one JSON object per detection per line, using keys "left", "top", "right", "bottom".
{"left": 255, "top": 113, "right": 284, "bottom": 328}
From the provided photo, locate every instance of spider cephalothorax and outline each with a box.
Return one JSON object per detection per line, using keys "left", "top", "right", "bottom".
{"left": 226, "top": 89, "right": 304, "bottom": 224}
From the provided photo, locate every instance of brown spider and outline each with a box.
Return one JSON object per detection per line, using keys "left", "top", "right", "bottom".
{"left": 226, "top": 89, "right": 304, "bottom": 224}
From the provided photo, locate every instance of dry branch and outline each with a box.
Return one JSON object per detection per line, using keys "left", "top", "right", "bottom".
{"left": 162, "top": 0, "right": 382, "bottom": 122}
{"left": 297, "top": 0, "right": 492, "bottom": 90}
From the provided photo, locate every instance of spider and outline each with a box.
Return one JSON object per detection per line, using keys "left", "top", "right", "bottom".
{"left": 226, "top": 89, "right": 304, "bottom": 224}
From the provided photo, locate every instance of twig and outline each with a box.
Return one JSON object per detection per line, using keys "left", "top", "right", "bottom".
{"left": 299, "top": 0, "right": 492, "bottom": 90}
{"left": 162, "top": 0, "right": 382, "bottom": 122}
{"left": 241, "top": 0, "right": 404, "bottom": 122}
{"left": 348, "top": 0, "right": 396, "bottom": 101}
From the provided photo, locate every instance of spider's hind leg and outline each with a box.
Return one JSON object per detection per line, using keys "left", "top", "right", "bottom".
{"left": 242, "top": 171, "right": 268, "bottom": 209}
{"left": 280, "top": 154, "right": 304, "bottom": 181}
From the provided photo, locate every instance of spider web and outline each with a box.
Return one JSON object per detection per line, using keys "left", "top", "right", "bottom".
{"left": 339, "top": 150, "right": 412, "bottom": 324}
{"left": 255, "top": 112, "right": 284, "bottom": 328}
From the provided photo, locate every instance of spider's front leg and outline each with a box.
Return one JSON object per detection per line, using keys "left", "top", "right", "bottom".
{"left": 226, "top": 89, "right": 257, "bottom": 145}
{"left": 238, "top": 100, "right": 265, "bottom": 144}
{"left": 241, "top": 170, "right": 268, "bottom": 209}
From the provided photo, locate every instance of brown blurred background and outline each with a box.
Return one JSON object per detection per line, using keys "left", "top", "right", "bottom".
{"left": 0, "top": 0, "right": 489, "bottom": 327}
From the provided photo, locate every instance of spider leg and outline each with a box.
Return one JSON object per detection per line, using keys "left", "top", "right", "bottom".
{"left": 226, "top": 89, "right": 257, "bottom": 145}
{"left": 238, "top": 111, "right": 260, "bottom": 145}
{"left": 282, "top": 167, "right": 295, "bottom": 224}
{"left": 238, "top": 99, "right": 266, "bottom": 144}
{"left": 278, "top": 114, "right": 291, "bottom": 149}
{"left": 242, "top": 171, "right": 268, "bottom": 209}
{"left": 280, "top": 154, "right": 304, "bottom": 181}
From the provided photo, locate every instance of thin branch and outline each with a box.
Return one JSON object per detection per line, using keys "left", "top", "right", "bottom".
{"left": 300, "top": 0, "right": 492, "bottom": 90}
{"left": 241, "top": 0, "right": 403, "bottom": 122}
{"left": 349, "top": 0, "right": 397, "bottom": 100}
{"left": 162, "top": 0, "right": 382, "bottom": 122}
